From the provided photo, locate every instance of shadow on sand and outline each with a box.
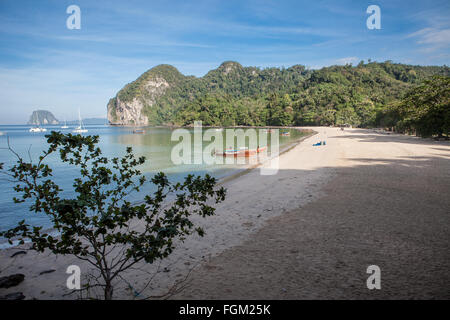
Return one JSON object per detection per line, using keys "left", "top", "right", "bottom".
{"left": 174, "top": 140, "right": 450, "bottom": 299}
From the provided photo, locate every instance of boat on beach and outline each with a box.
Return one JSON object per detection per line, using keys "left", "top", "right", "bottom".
{"left": 217, "top": 146, "right": 267, "bottom": 157}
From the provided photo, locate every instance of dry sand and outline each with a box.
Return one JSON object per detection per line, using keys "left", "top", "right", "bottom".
{"left": 1, "top": 127, "right": 449, "bottom": 299}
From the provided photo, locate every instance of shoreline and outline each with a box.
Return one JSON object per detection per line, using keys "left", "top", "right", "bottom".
{"left": 2, "top": 127, "right": 448, "bottom": 299}
{"left": 173, "top": 127, "right": 450, "bottom": 299}
{"left": 0, "top": 127, "right": 313, "bottom": 249}
{"left": 0, "top": 127, "right": 327, "bottom": 299}
{"left": 217, "top": 128, "right": 316, "bottom": 185}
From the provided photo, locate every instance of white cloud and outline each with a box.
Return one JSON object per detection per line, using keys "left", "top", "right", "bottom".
{"left": 407, "top": 28, "right": 450, "bottom": 53}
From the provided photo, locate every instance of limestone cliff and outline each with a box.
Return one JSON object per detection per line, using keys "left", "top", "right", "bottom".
{"left": 106, "top": 62, "right": 247, "bottom": 126}
{"left": 107, "top": 65, "right": 181, "bottom": 126}
{"left": 27, "top": 110, "right": 59, "bottom": 125}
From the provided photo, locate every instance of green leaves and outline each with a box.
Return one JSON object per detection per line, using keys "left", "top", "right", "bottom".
{"left": 0, "top": 131, "right": 227, "bottom": 299}
{"left": 110, "top": 61, "right": 448, "bottom": 128}
{"left": 392, "top": 75, "right": 450, "bottom": 137}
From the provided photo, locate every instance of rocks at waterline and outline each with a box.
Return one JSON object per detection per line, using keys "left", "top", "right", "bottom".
{"left": 0, "top": 292, "right": 25, "bottom": 300}
{"left": 0, "top": 273, "right": 25, "bottom": 288}
{"left": 39, "top": 269, "right": 56, "bottom": 275}
{"left": 10, "top": 250, "right": 27, "bottom": 258}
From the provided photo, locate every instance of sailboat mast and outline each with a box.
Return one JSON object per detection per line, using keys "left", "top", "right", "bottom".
{"left": 78, "top": 108, "right": 84, "bottom": 129}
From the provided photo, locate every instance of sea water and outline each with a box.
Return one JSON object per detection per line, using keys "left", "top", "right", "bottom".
{"left": 0, "top": 125, "right": 305, "bottom": 242}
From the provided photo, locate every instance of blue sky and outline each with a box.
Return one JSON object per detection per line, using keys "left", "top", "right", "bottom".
{"left": 0, "top": 0, "right": 449, "bottom": 124}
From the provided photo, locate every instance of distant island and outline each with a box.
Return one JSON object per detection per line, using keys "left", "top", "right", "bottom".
{"left": 28, "top": 110, "right": 59, "bottom": 125}
{"left": 107, "top": 61, "right": 449, "bottom": 128}
{"left": 66, "top": 118, "right": 107, "bottom": 125}
{"left": 27, "top": 111, "right": 106, "bottom": 126}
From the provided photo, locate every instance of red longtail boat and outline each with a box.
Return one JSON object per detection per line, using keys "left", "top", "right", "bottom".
{"left": 217, "top": 146, "right": 267, "bottom": 157}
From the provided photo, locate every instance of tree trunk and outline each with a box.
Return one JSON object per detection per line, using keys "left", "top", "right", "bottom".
{"left": 105, "top": 281, "right": 113, "bottom": 300}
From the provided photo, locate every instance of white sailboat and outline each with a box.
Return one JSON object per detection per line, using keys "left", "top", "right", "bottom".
{"left": 29, "top": 127, "right": 47, "bottom": 132}
{"left": 29, "top": 119, "right": 47, "bottom": 133}
{"left": 73, "top": 109, "right": 88, "bottom": 133}
{"left": 61, "top": 118, "right": 69, "bottom": 129}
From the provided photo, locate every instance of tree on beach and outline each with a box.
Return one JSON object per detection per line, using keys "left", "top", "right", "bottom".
{"left": 0, "top": 132, "right": 226, "bottom": 300}
{"left": 393, "top": 75, "right": 450, "bottom": 137}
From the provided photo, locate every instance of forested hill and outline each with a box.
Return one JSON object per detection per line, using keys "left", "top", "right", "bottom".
{"left": 107, "top": 61, "right": 449, "bottom": 128}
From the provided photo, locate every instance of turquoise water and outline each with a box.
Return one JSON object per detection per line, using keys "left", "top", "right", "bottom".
{"left": 0, "top": 125, "right": 304, "bottom": 237}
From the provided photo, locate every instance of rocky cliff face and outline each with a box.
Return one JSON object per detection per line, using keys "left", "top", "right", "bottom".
{"left": 108, "top": 97, "right": 150, "bottom": 126}
{"left": 28, "top": 110, "right": 59, "bottom": 125}
{"left": 107, "top": 66, "right": 176, "bottom": 126}
{"left": 106, "top": 62, "right": 250, "bottom": 126}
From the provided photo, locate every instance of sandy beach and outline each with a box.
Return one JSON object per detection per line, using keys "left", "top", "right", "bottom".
{"left": 1, "top": 127, "right": 449, "bottom": 299}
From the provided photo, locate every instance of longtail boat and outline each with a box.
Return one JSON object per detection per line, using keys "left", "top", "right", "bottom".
{"left": 217, "top": 146, "right": 267, "bottom": 157}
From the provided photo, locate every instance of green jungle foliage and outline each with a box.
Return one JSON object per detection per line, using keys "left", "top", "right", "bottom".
{"left": 378, "top": 75, "right": 450, "bottom": 137}
{"left": 109, "top": 61, "right": 449, "bottom": 136}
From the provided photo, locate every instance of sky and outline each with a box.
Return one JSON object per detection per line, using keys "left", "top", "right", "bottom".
{"left": 0, "top": 0, "right": 449, "bottom": 124}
